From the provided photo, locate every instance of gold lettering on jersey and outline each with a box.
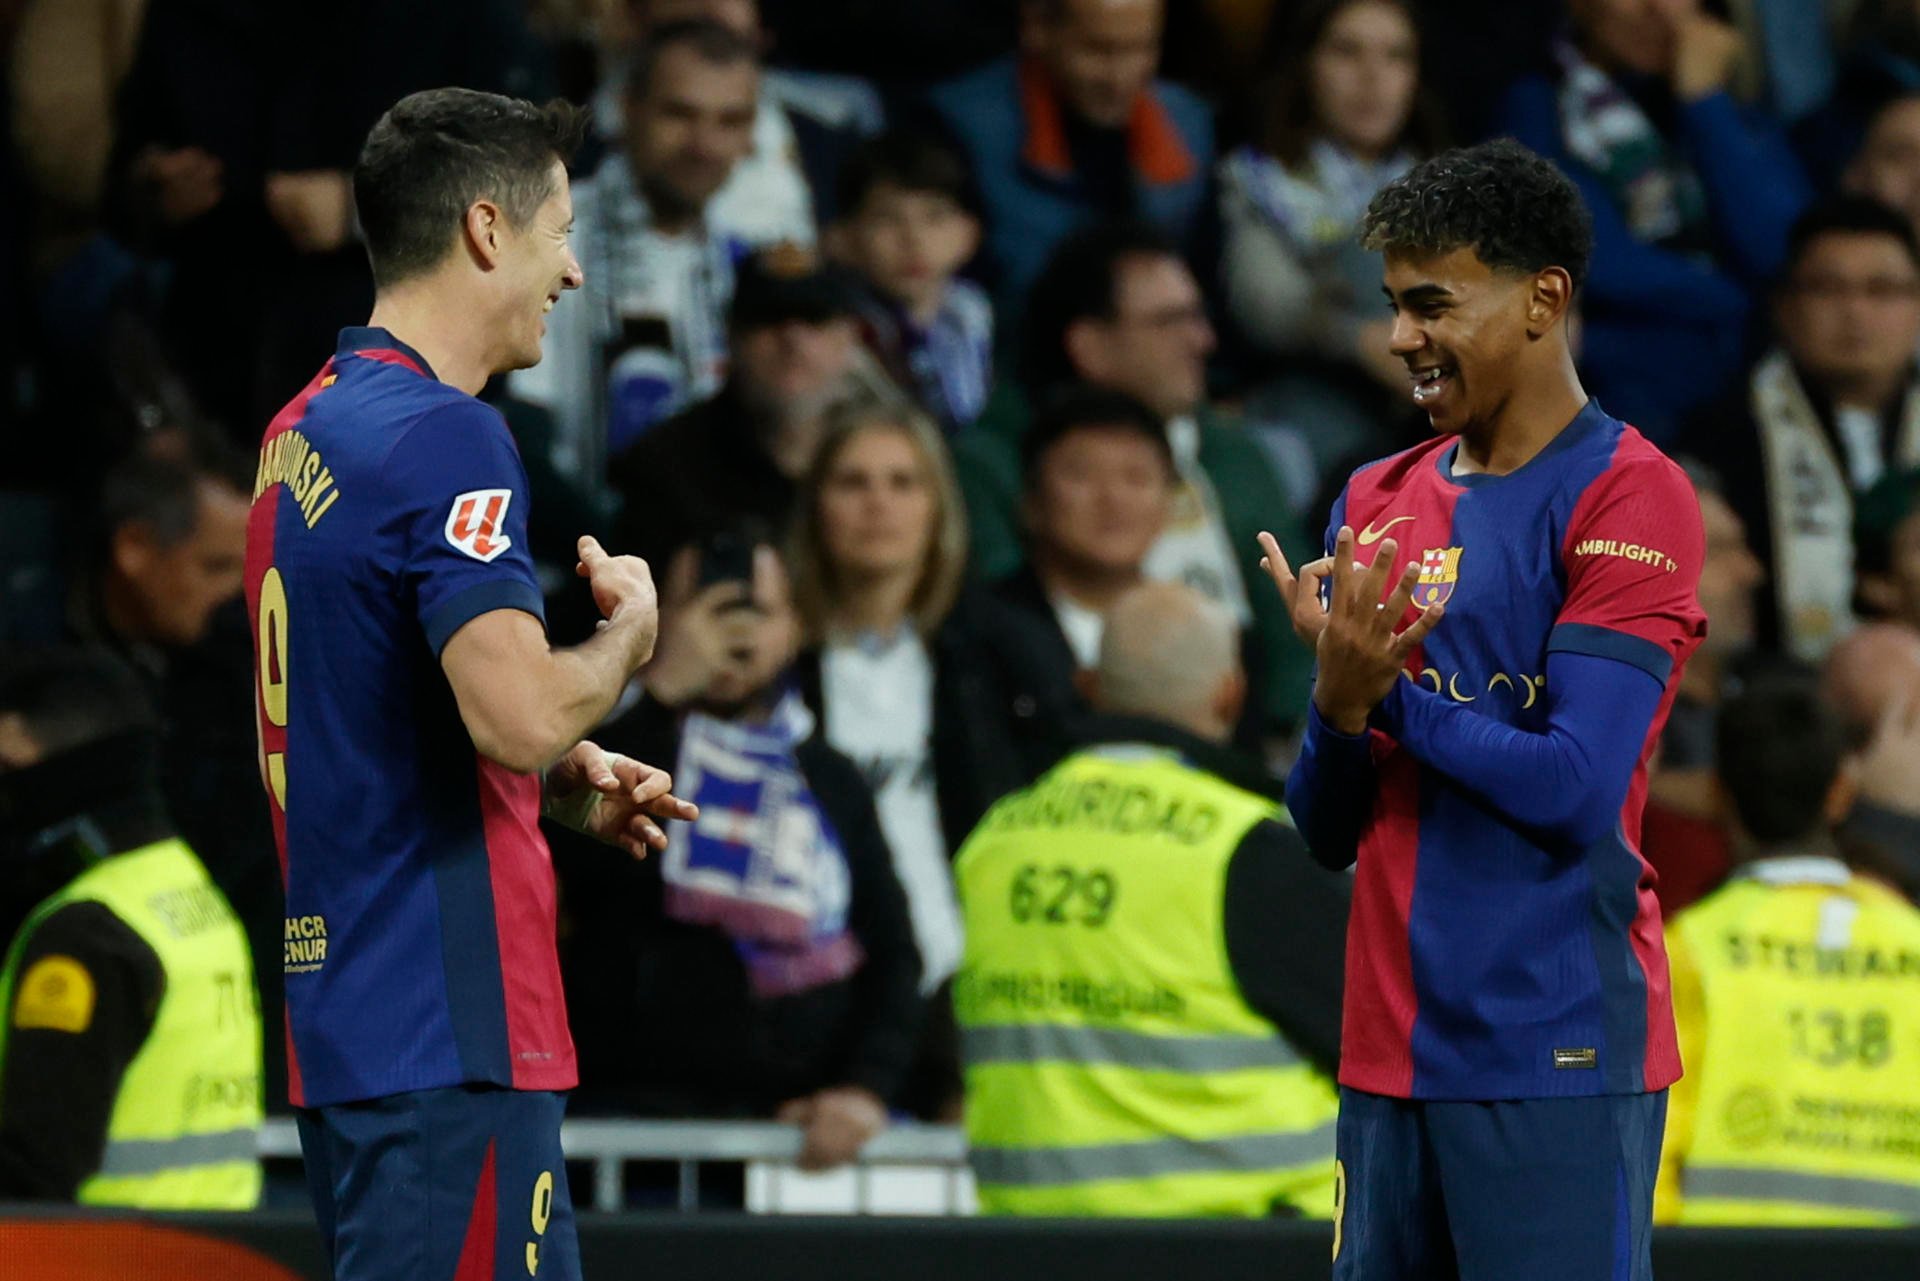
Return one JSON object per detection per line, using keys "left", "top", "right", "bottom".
{"left": 284, "top": 914, "right": 329, "bottom": 973}
{"left": 253, "top": 430, "right": 343, "bottom": 530}
{"left": 1572, "top": 538, "right": 1676, "bottom": 573}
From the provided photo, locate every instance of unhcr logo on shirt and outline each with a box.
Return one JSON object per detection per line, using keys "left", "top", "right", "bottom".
{"left": 284, "top": 915, "right": 329, "bottom": 974}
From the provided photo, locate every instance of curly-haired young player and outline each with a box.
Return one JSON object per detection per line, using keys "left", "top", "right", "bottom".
{"left": 1258, "top": 139, "right": 1706, "bottom": 1280}
{"left": 244, "top": 89, "right": 697, "bottom": 1281}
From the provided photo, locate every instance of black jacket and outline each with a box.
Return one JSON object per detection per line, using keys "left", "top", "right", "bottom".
{"left": 554, "top": 692, "right": 924, "bottom": 1116}
{"left": 792, "top": 587, "right": 1081, "bottom": 852}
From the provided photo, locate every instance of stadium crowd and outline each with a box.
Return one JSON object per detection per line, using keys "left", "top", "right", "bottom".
{"left": 3, "top": 0, "right": 1920, "bottom": 1227}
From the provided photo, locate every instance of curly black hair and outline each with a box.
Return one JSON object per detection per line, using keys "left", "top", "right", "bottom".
{"left": 1361, "top": 139, "right": 1594, "bottom": 291}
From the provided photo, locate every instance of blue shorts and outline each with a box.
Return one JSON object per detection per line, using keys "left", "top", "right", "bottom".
{"left": 297, "top": 1085, "right": 580, "bottom": 1281}
{"left": 1333, "top": 1086, "right": 1666, "bottom": 1281}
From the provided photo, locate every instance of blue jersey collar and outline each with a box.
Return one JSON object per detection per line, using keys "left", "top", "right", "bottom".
{"left": 335, "top": 327, "right": 439, "bottom": 381}
{"left": 1438, "top": 398, "right": 1610, "bottom": 488}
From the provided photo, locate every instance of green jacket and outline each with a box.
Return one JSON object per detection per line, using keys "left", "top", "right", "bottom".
{"left": 954, "top": 383, "right": 1317, "bottom": 732}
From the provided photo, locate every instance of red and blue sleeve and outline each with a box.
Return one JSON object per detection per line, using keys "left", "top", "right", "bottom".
{"left": 386, "top": 403, "right": 547, "bottom": 657}
{"left": 1371, "top": 457, "right": 1706, "bottom": 849}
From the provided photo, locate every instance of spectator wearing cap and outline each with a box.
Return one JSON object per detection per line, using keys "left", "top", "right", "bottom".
{"left": 1496, "top": 0, "right": 1812, "bottom": 441}
{"left": 515, "top": 20, "right": 761, "bottom": 480}
{"left": 1682, "top": 196, "right": 1920, "bottom": 663}
{"left": 826, "top": 132, "right": 994, "bottom": 434}
{"left": 921, "top": 0, "right": 1213, "bottom": 314}
{"left": 608, "top": 251, "right": 874, "bottom": 570}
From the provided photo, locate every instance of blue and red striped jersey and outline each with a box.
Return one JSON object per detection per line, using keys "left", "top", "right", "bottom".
{"left": 1327, "top": 401, "right": 1705, "bottom": 1100}
{"left": 243, "top": 327, "right": 576, "bottom": 1108}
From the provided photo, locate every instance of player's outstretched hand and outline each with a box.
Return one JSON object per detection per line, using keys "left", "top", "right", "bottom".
{"left": 544, "top": 739, "right": 700, "bottom": 858}
{"left": 1312, "top": 526, "right": 1444, "bottom": 734}
{"left": 576, "top": 536, "right": 659, "bottom": 666}
{"left": 1258, "top": 531, "right": 1336, "bottom": 649}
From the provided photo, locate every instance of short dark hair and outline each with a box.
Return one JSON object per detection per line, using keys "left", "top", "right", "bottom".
{"left": 626, "top": 19, "right": 760, "bottom": 103}
{"left": 1716, "top": 676, "right": 1848, "bottom": 846}
{"left": 354, "top": 88, "right": 587, "bottom": 289}
{"left": 1021, "top": 383, "right": 1174, "bottom": 489}
{"left": 834, "top": 131, "right": 974, "bottom": 219}
{"left": 1362, "top": 139, "right": 1594, "bottom": 291}
{"left": 98, "top": 449, "right": 232, "bottom": 547}
{"left": 0, "top": 648, "right": 156, "bottom": 759}
{"left": 1021, "top": 221, "right": 1182, "bottom": 392}
{"left": 1781, "top": 194, "right": 1920, "bottom": 282}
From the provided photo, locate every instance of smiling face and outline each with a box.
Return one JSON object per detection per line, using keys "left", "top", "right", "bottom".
{"left": 498, "top": 160, "right": 583, "bottom": 373}
{"left": 1381, "top": 247, "right": 1548, "bottom": 436}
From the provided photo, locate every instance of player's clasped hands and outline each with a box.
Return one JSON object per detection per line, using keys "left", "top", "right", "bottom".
{"left": 1258, "top": 527, "right": 1444, "bottom": 735}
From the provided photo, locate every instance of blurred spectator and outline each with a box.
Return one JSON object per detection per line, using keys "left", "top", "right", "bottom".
{"left": 957, "top": 223, "right": 1313, "bottom": 739}
{"left": 826, "top": 132, "right": 993, "bottom": 434}
{"left": 1497, "top": 0, "right": 1812, "bottom": 441}
{"left": 953, "top": 581, "right": 1345, "bottom": 1217}
{"left": 1822, "top": 622, "right": 1920, "bottom": 899}
{"left": 1641, "top": 461, "right": 1767, "bottom": 915}
{"left": 0, "top": 648, "right": 261, "bottom": 1207}
{"left": 787, "top": 395, "right": 1074, "bottom": 1117}
{"left": 922, "top": 0, "right": 1213, "bottom": 313}
{"left": 609, "top": 252, "right": 873, "bottom": 570}
{"left": 1657, "top": 676, "right": 1920, "bottom": 1224}
{"left": 105, "top": 0, "right": 552, "bottom": 437}
{"left": 1730, "top": 0, "right": 1840, "bottom": 124}
{"left": 595, "top": 0, "right": 881, "bottom": 246}
{"left": 556, "top": 539, "right": 922, "bottom": 1170}
{"left": 992, "top": 385, "right": 1173, "bottom": 694}
{"left": 1683, "top": 197, "right": 1920, "bottom": 663}
{"left": 519, "top": 20, "right": 761, "bottom": 474}
{"left": 1843, "top": 91, "right": 1920, "bottom": 242}
{"left": 1219, "top": 0, "right": 1445, "bottom": 477}
{"left": 1855, "top": 466, "right": 1920, "bottom": 629}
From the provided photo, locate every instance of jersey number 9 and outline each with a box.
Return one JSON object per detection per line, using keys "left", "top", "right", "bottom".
{"left": 256, "top": 567, "right": 290, "bottom": 809}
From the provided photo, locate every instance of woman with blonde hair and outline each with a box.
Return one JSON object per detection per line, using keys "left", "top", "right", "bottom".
{"left": 788, "top": 391, "right": 1073, "bottom": 1118}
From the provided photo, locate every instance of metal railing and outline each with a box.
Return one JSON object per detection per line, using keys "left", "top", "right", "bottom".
{"left": 259, "top": 1117, "right": 972, "bottom": 1214}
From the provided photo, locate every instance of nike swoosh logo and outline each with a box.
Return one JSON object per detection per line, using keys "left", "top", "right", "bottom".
{"left": 1357, "top": 515, "right": 1415, "bottom": 546}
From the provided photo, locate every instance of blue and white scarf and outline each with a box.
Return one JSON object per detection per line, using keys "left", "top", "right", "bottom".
{"left": 661, "top": 692, "right": 864, "bottom": 997}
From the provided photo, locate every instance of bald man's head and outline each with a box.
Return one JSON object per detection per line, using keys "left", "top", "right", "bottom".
{"left": 1823, "top": 622, "right": 1920, "bottom": 734}
{"left": 1094, "top": 581, "right": 1243, "bottom": 741}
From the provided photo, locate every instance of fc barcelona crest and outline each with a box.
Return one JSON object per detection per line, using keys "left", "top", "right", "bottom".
{"left": 1413, "top": 547, "right": 1462, "bottom": 608}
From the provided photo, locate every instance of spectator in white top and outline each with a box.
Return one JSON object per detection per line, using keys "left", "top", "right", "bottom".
{"left": 786, "top": 393, "right": 1077, "bottom": 1118}
{"left": 516, "top": 20, "right": 760, "bottom": 480}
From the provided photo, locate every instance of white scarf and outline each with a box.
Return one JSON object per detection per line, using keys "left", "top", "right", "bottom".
{"left": 1753, "top": 350, "right": 1920, "bottom": 662}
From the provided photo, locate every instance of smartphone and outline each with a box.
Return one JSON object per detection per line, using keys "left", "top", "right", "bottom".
{"left": 696, "top": 530, "right": 759, "bottom": 602}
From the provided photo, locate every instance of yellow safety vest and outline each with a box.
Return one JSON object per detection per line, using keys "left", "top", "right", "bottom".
{"left": 1664, "top": 858, "right": 1920, "bottom": 1225}
{"left": 953, "top": 744, "right": 1340, "bottom": 1218}
{"left": 0, "top": 838, "right": 263, "bottom": 1209}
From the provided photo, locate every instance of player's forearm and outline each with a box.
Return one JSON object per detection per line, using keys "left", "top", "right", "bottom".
{"left": 1284, "top": 703, "right": 1376, "bottom": 870}
{"left": 529, "top": 615, "right": 655, "bottom": 764}
{"left": 1372, "top": 652, "right": 1663, "bottom": 849}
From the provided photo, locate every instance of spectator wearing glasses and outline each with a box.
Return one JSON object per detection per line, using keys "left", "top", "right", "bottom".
{"left": 1682, "top": 196, "right": 1920, "bottom": 663}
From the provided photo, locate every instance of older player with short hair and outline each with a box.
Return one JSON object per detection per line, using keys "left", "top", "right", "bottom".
{"left": 244, "top": 89, "right": 694, "bottom": 1281}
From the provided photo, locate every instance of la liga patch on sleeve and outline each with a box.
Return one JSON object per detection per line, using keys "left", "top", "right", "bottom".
{"left": 445, "top": 488, "right": 514, "bottom": 563}
{"left": 12, "top": 954, "right": 96, "bottom": 1033}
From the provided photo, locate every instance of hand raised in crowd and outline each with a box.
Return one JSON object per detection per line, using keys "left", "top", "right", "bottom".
{"left": 1257, "top": 530, "right": 1336, "bottom": 650}
{"left": 137, "top": 146, "right": 224, "bottom": 226}
{"left": 1659, "top": 0, "right": 1744, "bottom": 102}
{"left": 641, "top": 544, "right": 781, "bottom": 709}
{"left": 265, "top": 170, "right": 355, "bottom": 254}
{"left": 577, "top": 535, "right": 659, "bottom": 664}
{"left": 543, "top": 739, "right": 698, "bottom": 858}
{"left": 1854, "top": 690, "right": 1920, "bottom": 819}
{"left": 777, "top": 1085, "right": 889, "bottom": 1172}
{"left": 1311, "top": 527, "right": 1444, "bottom": 735}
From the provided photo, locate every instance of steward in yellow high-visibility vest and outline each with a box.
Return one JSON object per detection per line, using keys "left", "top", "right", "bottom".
{"left": 0, "top": 649, "right": 262, "bottom": 1208}
{"left": 954, "top": 584, "right": 1347, "bottom": 1217}
{"left": 1657, "top": 677, "right": 1920, "bottom": 1225}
